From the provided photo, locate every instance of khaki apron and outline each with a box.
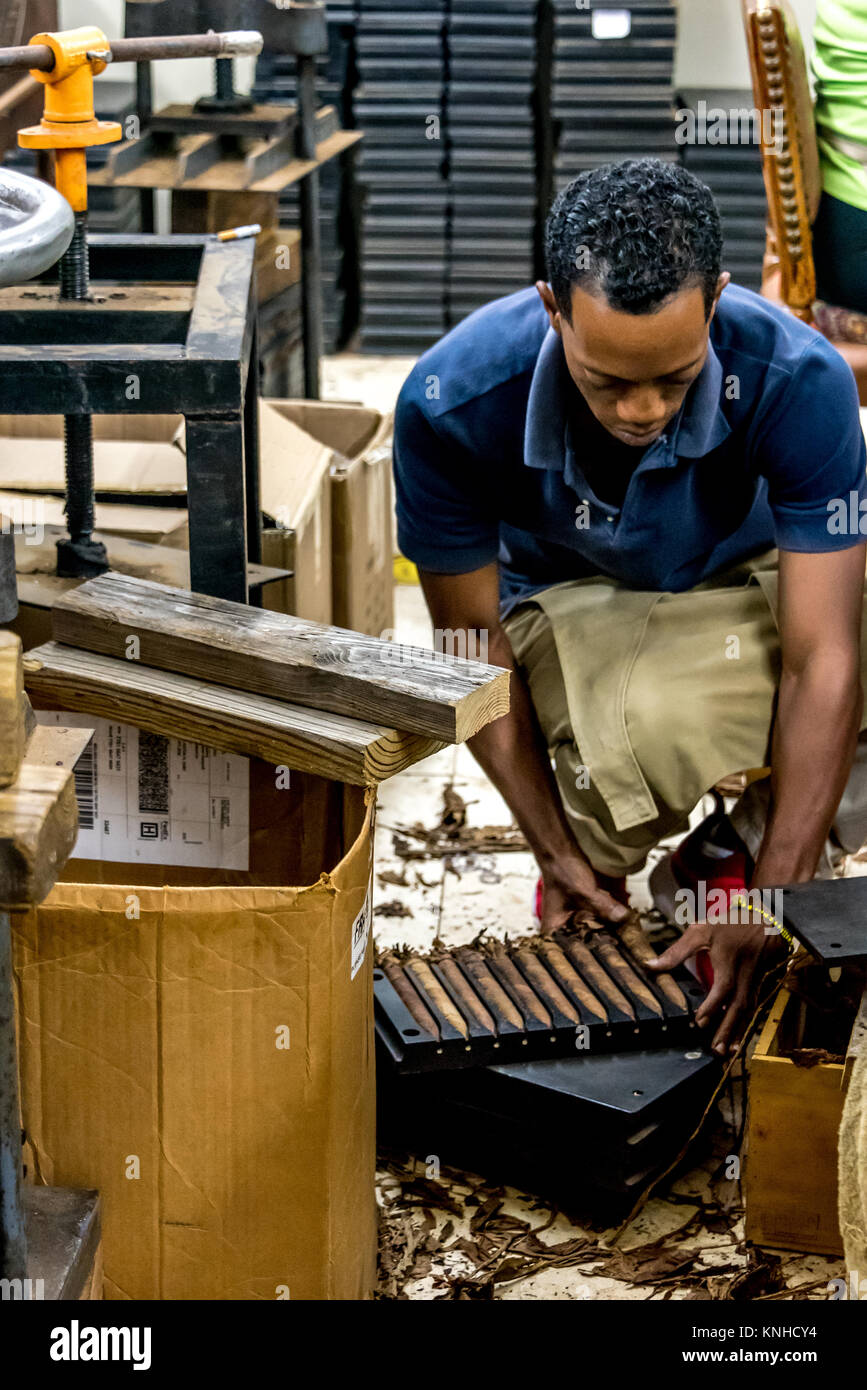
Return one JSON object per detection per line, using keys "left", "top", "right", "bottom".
{"left": 503, "top": 551, "right": 867, "bottom": 876}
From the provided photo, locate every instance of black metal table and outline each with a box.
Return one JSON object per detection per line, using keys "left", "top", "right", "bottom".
{"left": 0, "top": 232, "right": 261, "bottom": 604}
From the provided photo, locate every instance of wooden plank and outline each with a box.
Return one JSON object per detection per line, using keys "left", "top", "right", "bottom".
{"left": 24, "top": 722, "right": 94, "bottom": 774}
{"left": 52, "top": 574, "right": 510, "bottom": 744}
{"left": 0, "top": 629, "right": 26, "bottom": 788}
{"left": 0, "top": 759, "right": 78, "bottom": 910}
{"left": 0, "top": 283, "right": 196, "bottom": 316}
{"left": 88, "top": 128, "right": 363, "bottom": 194}
{"left": 23, "top": 643, "right": 445, "bottom": 786}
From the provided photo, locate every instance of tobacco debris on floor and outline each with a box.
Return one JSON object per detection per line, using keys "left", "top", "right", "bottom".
{"left": 389, "top": 782, "right": 530, "bottom": 861}
{"left": 375, "top": 1144, "right": 843, "bottom": 1302}
{"left": 375, "top": 900, "right": 415, "bottom": 919}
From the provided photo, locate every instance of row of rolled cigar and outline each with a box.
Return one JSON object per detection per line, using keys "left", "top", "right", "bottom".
{"left": 377, "top": 925, "right": 690, "bottom": 1045}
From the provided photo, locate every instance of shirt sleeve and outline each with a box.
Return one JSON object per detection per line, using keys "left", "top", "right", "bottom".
{"left": 393, "top": 375, "right": 500, "bottom": 574}
{"left": 756, "top": 338, "right": 867, "bottom": 551}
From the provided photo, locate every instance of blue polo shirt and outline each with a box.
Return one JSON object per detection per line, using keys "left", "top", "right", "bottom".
{"left": 393, "top": 283, "right": 867, "bottom": 617}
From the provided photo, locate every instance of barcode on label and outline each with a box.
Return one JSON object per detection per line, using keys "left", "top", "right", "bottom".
{"left": 72, "top": 741, "right": 97, "bottom": 830}
{"left": 138, "top": 732, "right": 169, "bottom": 814}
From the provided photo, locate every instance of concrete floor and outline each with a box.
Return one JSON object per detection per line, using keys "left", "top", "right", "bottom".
{"left": 324, "top": 350, "right": 843, "bottom": 1302}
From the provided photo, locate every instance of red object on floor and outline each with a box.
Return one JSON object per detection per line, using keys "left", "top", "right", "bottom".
{"left": 695, "top": 951, "right": 715, "bottom": 991}
{"left": 666, "top": 825, "right": 752, "bottom": 994}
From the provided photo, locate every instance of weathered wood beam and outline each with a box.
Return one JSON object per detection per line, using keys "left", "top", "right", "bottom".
{"left": 0, "top": 631, "right": 34, "bottom": 789}
{"left": 24, "top": 642, "right": 445, "bottom": 786}
{"left": 52, "top": 573, "right": 511, "bottom": 744}
{"left": 0, "top": 761, "right": 79, "bottom": 911}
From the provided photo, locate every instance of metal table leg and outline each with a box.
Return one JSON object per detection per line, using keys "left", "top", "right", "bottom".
{"left": 185, "top": 414, "right": 249, "bottom": 604}
{"left": 297, "top": 53, "right": 322, "bottom": 400}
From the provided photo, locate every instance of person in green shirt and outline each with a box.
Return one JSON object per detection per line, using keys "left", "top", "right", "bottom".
{"left": 812, "top": 0, "right": 867, "bottom": 311}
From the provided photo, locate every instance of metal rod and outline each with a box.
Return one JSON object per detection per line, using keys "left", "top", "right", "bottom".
{"left": 56, "top": 215, "right": 108, "bottom": 578}
{"left": 297, "top": 54, "right": 322, "bottom": 399}
{"left": 0, "top": 31, "right": 263, "bottom": 73}
{"left": 135, "top": 60, "right": 153, "bottom": 126}
{"left": 0, "top": 910, "right": 26, "bottom": 1282}
{"left": 135, "top": 62, "right": 156, "bottom": 233}
{"left": 215, "top": 57, "right": 236, "bottom": 104}
{"left": 244, "top": 313, "right": 263, "bottom": 576}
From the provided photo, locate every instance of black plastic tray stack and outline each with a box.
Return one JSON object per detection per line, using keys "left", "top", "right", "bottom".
{"left": 376, "top": 928, "right": 718, "bottom": 1200}
{"left": 551, "top": 0, "right": 678, "bottom": 194}
{"left": 445, "top": 0, "right": 540, "bottom": 327}
{"left": 678, "top": 89, "right": 767, "bottom": 293}
{"left": 252, "top": 3, "right": 361, "bottom": 352}
{"left": 355, "top": 0, "right": 449, "bottom": 352}
{"left": 375, "top": 930, "right": 705, "bottom": 1072}
{"left": 378, "top": 1045, "right": 720, "bottom": 1201}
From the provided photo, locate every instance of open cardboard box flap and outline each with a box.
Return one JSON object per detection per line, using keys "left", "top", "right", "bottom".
{"left": 0, "top": 403, "right": 336, "bottom": 529}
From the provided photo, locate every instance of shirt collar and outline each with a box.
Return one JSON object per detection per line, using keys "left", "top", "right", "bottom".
{"left": 673, "top": 337, "right": 731, "bottom": 458}
{"left": 524, "top": 326, "right": 731, "bottom": 470}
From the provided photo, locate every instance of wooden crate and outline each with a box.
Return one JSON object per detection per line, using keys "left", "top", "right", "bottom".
{"left": 744, "top": 986, "right": 846, "bottom": 1256}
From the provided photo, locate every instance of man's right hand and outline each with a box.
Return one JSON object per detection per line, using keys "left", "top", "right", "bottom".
{"left": 418, "top": 564, "right": 627, "bottom": 934}
{"left": 539, "top": 856, "right": 630, "bottom": 933}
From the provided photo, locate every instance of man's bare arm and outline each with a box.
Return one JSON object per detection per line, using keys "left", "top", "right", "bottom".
{"left": 651, "top": 544, "right": 865, "bottom": 1053}
{"left": 752, "top": 543, "right": 865, "bottom": 885}
{"left": 419, "top": 564, "right": 627, "bottom": 927}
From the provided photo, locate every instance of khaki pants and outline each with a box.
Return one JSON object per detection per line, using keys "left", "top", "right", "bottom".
{"left": 503, "top": 553, "right": 867, "bottom": 878}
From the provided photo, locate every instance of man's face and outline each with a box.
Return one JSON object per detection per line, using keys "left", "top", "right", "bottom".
{"left": 537, "top": 276, "right": 728, "bottom": 448}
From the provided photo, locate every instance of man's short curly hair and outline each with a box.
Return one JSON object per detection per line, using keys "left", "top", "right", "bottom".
{"left": 545, "top": 158, "right": 723, "bottom": 320}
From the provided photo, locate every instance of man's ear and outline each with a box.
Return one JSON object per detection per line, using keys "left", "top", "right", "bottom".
{"left": 708, "top": 271, "right": 731, "bottom": 323}
{"left": 535, "top": 280, "right": 561, "bottom": 333}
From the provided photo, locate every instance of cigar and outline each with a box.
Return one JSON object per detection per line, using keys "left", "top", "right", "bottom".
{"left": 514, "top": 949, "right": 582, "bottom": 1026}
{"left": 405, "top": 957, "right": 469, "bottom": 1039}
{"left": 536, "top": 941, "right": 608, "bottom": 1024}
{"left": 381, "top": 961, "right": 440, "bottom": 1040}
{"left": 560, "top": 936, "right": 636, "bottom": 1021}
{"left": 455, "top": 949, "right": 525, "bottom": 1032}
{"left": 616, "top": 918, "right": 688, "bottom": 1012}
{"left": 432, "top": 955, "right": 497, "bottom": 1035}
{"left": 593, "top": 933, "right": 664, "bottom": 1018}
{"left": 487, "top": 948, "right": 553, "bottom": 1029}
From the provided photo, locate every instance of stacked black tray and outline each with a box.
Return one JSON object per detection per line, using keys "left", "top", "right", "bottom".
{"left": 678, "top": 89, "right": 768, "bottom": 293}
{"left": 445, "top": 0, "right": 540, "bottom": 325}
{"left": 379, "top": 1046, "right": 719, "bottom": 1200}
{"left": 252, "top": 5, "right": 361, "bottom": 352}
{"left": 375, "top": 931, "right": 706, "bottom": 1072}
{"left": 551, "top": 0, "right": 678, "bottom": 193}
{"left": 356, "top": 1, "right": 449, "bottom": 351}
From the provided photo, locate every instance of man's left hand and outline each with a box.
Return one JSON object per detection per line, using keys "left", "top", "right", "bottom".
{"left": 646, "top": 919, "right": 788, "bottom": 1055}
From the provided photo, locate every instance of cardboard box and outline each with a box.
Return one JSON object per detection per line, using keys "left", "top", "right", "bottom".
{"left": 268, "top": 400, "right": 395, "bottom": 637}
{"left": 744, "top": 985, "right": 847, "bottom": 1256}
{"left": 0, "top": 490, "right": 188, "bottom": 547}
{"left": 0, "top": 403, "right": 335, "bottom": 625}
{"left": 13, "top": 756, "right": 377, "bottom": 1301}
